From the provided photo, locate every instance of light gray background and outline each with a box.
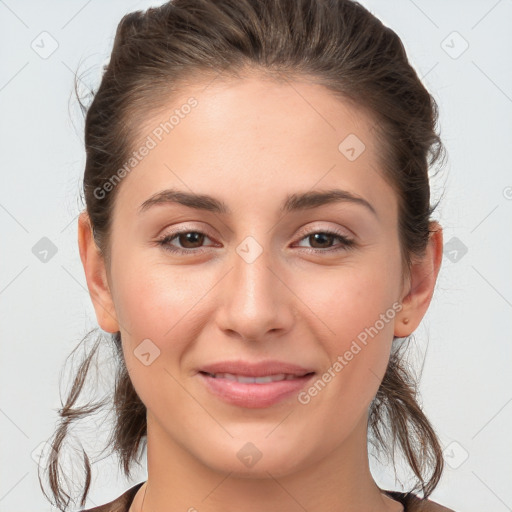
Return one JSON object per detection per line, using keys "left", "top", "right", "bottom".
{"left": 1, "top": 1, "right": 511, "bottom": 511}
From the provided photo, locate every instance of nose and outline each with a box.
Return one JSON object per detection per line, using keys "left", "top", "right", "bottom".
{"left": 214, "top": 239, "right": 295, "bottom": 342}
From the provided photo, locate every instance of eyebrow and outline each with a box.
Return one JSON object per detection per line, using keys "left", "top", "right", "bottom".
{"left": 138, "top": 188, "right": 377, "bottom": 217}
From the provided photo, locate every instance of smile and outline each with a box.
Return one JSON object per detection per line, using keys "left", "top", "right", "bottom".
{"left": 198, "top": 371, "right": 316, "bottom": 408}
{"left": 201, "top": 372, "right": 311, "bottom": 383}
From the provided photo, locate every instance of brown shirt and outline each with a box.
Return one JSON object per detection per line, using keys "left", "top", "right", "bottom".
{"left": 80, "top": 481, "right": 457, "bottom": 511}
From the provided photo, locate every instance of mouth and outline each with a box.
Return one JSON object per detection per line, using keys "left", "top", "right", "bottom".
{"left": 197, "top": 368, "right": 316, "bottom": 408}
{"left": 199, "top": 371, "right": 314, "bottom": 383}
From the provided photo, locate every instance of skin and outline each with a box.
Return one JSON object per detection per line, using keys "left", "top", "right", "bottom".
{"left": 78, "top": 73, "right": 443, "bottom": 512}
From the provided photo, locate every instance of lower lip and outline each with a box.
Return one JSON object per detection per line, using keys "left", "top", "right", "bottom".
{"left": 198, "top": 372, "right": 315, "bottom": 408}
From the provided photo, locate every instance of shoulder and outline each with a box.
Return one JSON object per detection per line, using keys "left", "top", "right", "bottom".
{"left": 80, "top": 482, "right": 144, "bottom": 512}
{"left": 384, "top": 490, "right": 457, "bottom": 512}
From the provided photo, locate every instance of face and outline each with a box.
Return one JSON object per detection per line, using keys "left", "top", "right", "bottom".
{"left": 82, "top": 74, "right": 421, "bottom": 478}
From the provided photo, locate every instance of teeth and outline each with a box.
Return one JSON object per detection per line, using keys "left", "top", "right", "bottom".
{"left": 206, "top": 372, "right": 302, "bottom": 383}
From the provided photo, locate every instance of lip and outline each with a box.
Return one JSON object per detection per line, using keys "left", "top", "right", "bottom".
{"left": 198, "top": 359, "right": 315, "bottom": 377}
{"left": 197, "top": 359, "right": 316, "bottom": 408}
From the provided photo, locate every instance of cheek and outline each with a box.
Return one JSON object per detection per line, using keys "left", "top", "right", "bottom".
{"left": 298, "top": 256, "right": 401, "bottom": 345}
{"left": 111, "top": 259, "right": 205, "bottom": 408}
{"left": 111, "top": 255, "right": 217, "bottom": 366}
{"left": 111, "top": 249, "right": 192, "bottom": 331}
{"left": 296, "top": 255, "right": 402, "bottom": 410}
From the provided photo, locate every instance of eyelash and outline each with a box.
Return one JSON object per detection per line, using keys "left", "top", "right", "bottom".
{"left": 156, "top": 228, "right": 356, "bottom": 255}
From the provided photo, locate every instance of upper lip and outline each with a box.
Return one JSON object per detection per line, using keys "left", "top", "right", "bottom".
{"left": 198, "top": 360, "right": 316, "bottom": 377}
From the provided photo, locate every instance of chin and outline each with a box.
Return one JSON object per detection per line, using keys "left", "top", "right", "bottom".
{"left": 194, "top": 434, "right": 313, "bottom": 479}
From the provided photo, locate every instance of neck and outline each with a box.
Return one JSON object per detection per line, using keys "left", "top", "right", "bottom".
{"left": 134, "top": 412, "right": 401, "bottom": 512}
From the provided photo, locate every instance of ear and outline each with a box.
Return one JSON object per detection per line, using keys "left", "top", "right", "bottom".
{"left": 394, "top": 221, "right": 443, "bottom": 338}
{"left": 77, "top": 211, "right": 119, "bottom": 333}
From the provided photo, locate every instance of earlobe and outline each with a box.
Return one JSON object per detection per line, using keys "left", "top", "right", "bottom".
{"left": 394, "top": 222, "right": 443, "bottom": 338}
{"left": 77, "top": 212, "right": 120, "bottom": 333}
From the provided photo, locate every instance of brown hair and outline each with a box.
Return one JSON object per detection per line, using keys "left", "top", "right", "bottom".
{"left": 39, "top": 0, "right": 447, "bottom": 509}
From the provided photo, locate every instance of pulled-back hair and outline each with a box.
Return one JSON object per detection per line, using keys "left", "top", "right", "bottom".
{"left": 39, "top": 0, "right": 446, "bottom": 509}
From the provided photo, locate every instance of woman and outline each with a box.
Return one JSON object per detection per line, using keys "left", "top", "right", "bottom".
{"left": 40, "top": 0, "right": 456, "bottom": 510}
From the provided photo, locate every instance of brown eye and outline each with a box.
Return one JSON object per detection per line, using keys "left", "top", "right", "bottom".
{"left": 176, "top": 231, "right": 205, "bottom": 249}
{"left": 295, "top": 229, "right": 356, "bottom": 253}
{"left": 308, "top": 232, "right": 336, "bottom": 249}
{"left": 157, "top": 230, "right": 215, "bottom": 254}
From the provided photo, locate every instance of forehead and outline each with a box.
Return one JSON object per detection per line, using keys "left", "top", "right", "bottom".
{"left": 115, "top": 74, "right": 396, "bottom": 222}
